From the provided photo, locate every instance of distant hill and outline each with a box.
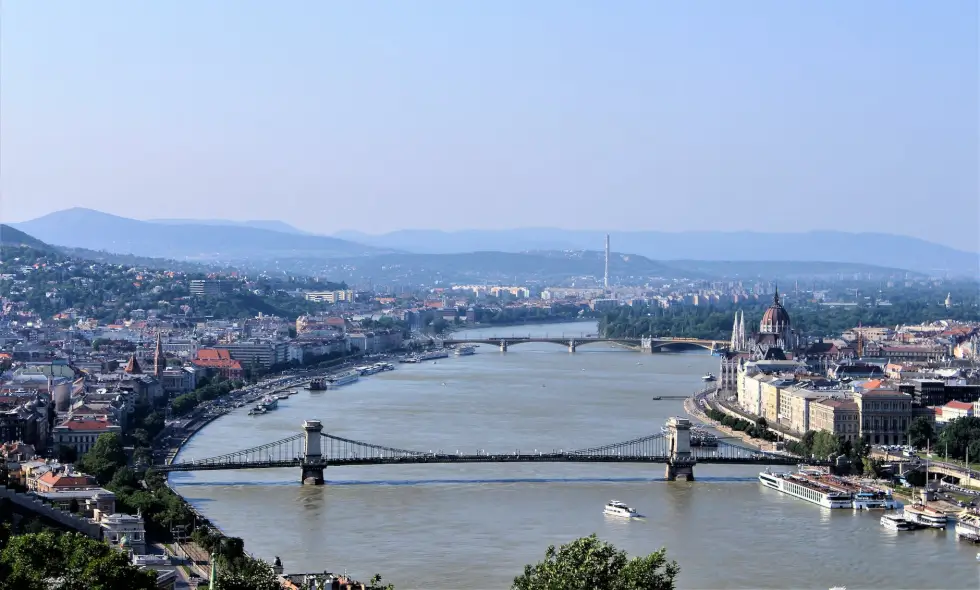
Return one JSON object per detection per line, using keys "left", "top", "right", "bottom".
{"left": 0, "top": 224, "right": 54, "bottom": 251}
{"left": 663, "top": 260, "right": 923, "bottom": 280}
{"left": 14, "top": 208, "right": 384, "bottom": 261}
{"left": 313, "top": 250, "right": 706, "bottom": 285}
{"left": 335, "top": 228, "right": 979, "bottom": 278}
{"left": 151, "top": 218, "right": 310, "bottom": 235}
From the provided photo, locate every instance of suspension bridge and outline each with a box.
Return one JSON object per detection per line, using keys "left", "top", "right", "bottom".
{"left": 157, "top": 418, "right": 800, "bottom": 484}
{"left": 439, "top": 335, "right": 726, "bottom": 353}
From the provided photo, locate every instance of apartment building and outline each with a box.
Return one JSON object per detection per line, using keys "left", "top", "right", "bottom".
{"left": 853, "top": 389, "right": 914, "bottom": 446}
{"left": 809, "top": 398, "right": 860, "bottom": 443}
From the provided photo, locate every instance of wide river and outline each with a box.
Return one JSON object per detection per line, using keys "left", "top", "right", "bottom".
{"left": 172, "top": 322, "right": 979, "bottom": 590}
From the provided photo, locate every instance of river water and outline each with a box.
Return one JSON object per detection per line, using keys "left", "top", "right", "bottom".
{"left": 172, "top": 322, "right": 980, "bottom": 590}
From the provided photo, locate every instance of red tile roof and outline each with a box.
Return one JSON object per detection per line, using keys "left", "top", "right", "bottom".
{"left": 56, "top": 416, "right": 116, "bottom": 431}
{"left": 192, "top": 358, "right": 243, "bottom": 370}
{"left": 945, "top": 401, "right": 974, "bottom": 411}
{"left": 196, "top": 349, "right": 232, "bottom": 361}
{"left": 37, "top": 471, "right": 96, "bottom": 489}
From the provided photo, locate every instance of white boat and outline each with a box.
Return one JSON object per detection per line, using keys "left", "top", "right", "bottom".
{"left": 758, "top": 469, "right": 853, "bottom": 509}
{"left": 702, "top": 373, "right": 716, "bottom": 382}
{"left": 260, "top": 396, "right": 278, "bottom": 410}
{"left": 903, "top": 504, "right": 948, "bottom": 529}
{"left": 853, "top": 490, "right": 901, "bottom": 510}
{"left": 455, "top": 346, "right": 476, "bottom": 357}
{"left": 248, "top": 406, "right": 267, "bottom": 416}
{"left": 603, "top": 500, "right": 643, "bottom": 519}
{"left": 880, "top": 513, "right": 914, "bottom": 531}
{"left": 328, "top": 370, "right": 360, "bottom": 386}
{"left": 955, "top": 513, "right": 980, "bottom": 542}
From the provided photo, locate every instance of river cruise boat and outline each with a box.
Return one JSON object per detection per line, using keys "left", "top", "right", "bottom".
{"left": 357, "top": 365, "right": 383, "bottom": 376}
{"left": 328, "top": 370, "right": 360, "bottom": 387}
{"left": 307, "top": 378, "right": 328, "bottom": 391}
{"left": 758, "top": 469, "right": 853, "bottom": 509}
{"left": 248, "top": 406, "right": 267, "bottom": 416}
{"left": 853, "top": 489, "right": 901, "bottom": 510}
{"left": 955, "top": 513, "right": 980, "bottom": 542}
{"left": 903, "top": 504, "right": 948, "bottom": 529}
{"left": 418, "top": 350, "right": 450, "bottom": 361}
{"left": 455, "top": 346, "right": 477, "bottom": 356}
{"left": 880, "top": 513, "right": 915, "bottom": 531}
{"left": 260, "top": 396, "right": 278, "bottom": 410}
{"left": 603, "top": 500, "right": 643, "bottom": 519}
{"left": 702, "top": 373, "right": 716, "bottom": 382}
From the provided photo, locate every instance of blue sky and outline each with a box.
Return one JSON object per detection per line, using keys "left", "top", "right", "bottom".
{"left": 2, "top": 1, "right": 977, "bottom": 251}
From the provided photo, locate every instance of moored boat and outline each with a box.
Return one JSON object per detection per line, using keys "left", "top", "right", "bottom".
{"left": 455, "top": 346, "right": 477, "bottom": 356}
{"left": 880, "top": 513, "right": 915, "bottom": 531}
{"left": 702, "top": 373, "right": 716, "bottom": 382}
{"left": 955, "top": 513, "right": 980, "bottom": 542}
{"left": 328, "top": 370, "right": 360, "bottom": 387}
{"left": 903, "top": 504, "right": 948, "bottom": 529}
{"left": 758, "top": 468, "right": 853, "bottom": 509}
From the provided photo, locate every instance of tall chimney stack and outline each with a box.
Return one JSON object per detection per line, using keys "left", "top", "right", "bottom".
{"left": 604, "top": 234, "right": 610, "bottom": 290}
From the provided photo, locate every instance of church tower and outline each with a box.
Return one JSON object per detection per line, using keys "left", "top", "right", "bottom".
{"left": 153, "top": 332, "right": 164, "bottom": 378}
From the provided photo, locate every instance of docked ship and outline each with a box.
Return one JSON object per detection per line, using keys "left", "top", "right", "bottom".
{"left": 903, "top": 504, "right": 948, "bottom": 529}
{"left": 603, "top": 500, "right": 643, "bottom": 519}
{"left": 260, "top": 396, "right": 278, "bottom": 410}
{"left": 455, "top": 346, "right": 477, "bottom": 356}
{"left": 758, "top": 469, "right": 853, "bottom": 509}
{"left": 418, "top": 350, "right": 450, "bottom": 361}
{"left": 852, "top": 489, "right": 901, "bottom": 510}
{"left": 955, "top": 513, "right": 980, "bottom": 542}
{"left": 328, "top": 370, "right": 360, "bottom": 387}
{"left": 702, "top": 373, "right": 716, "bottom": 382}
{"left": 880, "top": 513, "right": 915, "bottom": 531}
{"left": 248, "top": 406, "right": 267, "bottom": 416}
{"left": 307, "top": 378, "right": 328, "bottom": 391}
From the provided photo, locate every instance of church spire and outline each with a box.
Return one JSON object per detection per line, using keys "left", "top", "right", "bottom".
{"left": 773, "top": 284, "right": 780, "bottom": 306}
{"left": 153, "top": 331, "right": 164, "bottom": 378}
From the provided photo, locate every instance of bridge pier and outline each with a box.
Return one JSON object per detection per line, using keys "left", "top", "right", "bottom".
{"left": 665, "top": 416, "right": 695, "bottom": 481}
{"left": 499, "top": 341, "right": 508, "bottom": 352}
{"left": 568, "top": 340, "right": 576, "bottom": 353}
{"left": 301, "top": 419, "right": 325, "bottom": 485}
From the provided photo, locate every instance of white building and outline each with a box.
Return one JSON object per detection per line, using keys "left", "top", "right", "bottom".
{"left": 99, "top": 512, "right": 147, "bottom": 555}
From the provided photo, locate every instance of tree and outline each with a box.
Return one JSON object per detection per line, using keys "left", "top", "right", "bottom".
{"left": 512, "top": 534, "right": 678, "bottom": 590}
{"left": 863, "top": 457, "right": 885, "bottom": 478}
{"left": 908, "top": 416, "right": 935, "bottom": 450}
{"left": 76, "top": 433, "right": 128, "bottom": 485}
{"left": 0, "top": 530, "right": 158, "bottom": 590}
{"left": 56, "top": 444, "right": 77, "bottom": 464}
{"left": 214, "top": 555, "right": 280, "bottom": 590}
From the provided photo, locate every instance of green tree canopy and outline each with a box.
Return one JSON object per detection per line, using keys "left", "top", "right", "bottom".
{"left": 512, "top": 534, "right": 679, "bottom": 590}
{"left": 908, "top": 416, "right": 935, "bottom": 450}
{"left": 0, "top": 531, "right": 158, "bottom": 590}
{"left": 76, "top": 433, "right": 127, "bottom": 485}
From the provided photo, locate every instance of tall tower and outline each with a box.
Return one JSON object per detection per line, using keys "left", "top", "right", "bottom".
{"left": 604, "top": 234, "right": 610, "bottom": 290}
{"left": 153, "top": 331, "right": 164, "bottom": 378}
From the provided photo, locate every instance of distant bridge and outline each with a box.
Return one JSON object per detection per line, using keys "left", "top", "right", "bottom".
{"left": 440, "top": 335, "right": 727, "bottom": 353}
{"left": 157, "top": 418, "right": 800, "bottom": 484}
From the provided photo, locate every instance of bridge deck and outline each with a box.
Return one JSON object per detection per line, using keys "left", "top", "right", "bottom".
{"left": 158, "top": 453, "right": 797, "bottom": 472}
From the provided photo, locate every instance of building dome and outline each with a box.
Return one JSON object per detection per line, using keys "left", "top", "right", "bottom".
{"left": 759, "top": 288, "right": 791, "bottom": 335}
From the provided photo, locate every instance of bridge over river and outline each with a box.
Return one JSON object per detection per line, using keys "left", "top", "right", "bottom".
{"left": 158, "top": 418, "right": 801, "bottom": 484}
{"left": 439, "top": 335, "right": 726, "bottom": 352}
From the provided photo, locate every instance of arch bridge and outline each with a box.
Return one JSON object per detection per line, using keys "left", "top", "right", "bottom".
{"left": 440, "top": 335, "right": 726, "bottom": 353}
{"left": 157, "top": 418, "right": 801, "bottom": 485}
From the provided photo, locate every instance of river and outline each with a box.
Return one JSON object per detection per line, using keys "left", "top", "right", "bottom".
{"left": 171, "top": 322, "right": 980, "bottom": 590}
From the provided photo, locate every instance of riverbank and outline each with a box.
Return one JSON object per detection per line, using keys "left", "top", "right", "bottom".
{"left": 683, "top": 387, "right": 769, "bottom": 452}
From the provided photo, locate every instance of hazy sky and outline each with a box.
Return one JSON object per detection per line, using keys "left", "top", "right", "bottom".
{"left": 2, "top": 2, "right": 978, "bottom": 251}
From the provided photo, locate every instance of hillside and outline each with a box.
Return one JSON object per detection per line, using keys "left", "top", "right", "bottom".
{"left": 0, "top": 224, "right": 54, "bottom": 251}
{"left": 335, "top": 228, "right": 979, "bottom": 277}
{"left": 14, "top": 208, "right": 383, "bottom": 262}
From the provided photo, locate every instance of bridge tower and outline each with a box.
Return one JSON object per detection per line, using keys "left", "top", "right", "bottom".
{"left": 665, "top": 417, "right": 695, "bottom": 481}
{"left": 301, "top": 420, "right": 326, "bottom": 485}
{"left": 499, "top": 341, "right": 508, "bottom": 352}
{"left": 568, "top": 340, "right": 576, "bottom": 353}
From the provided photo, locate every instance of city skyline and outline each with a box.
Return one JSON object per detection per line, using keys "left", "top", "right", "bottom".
{"left": 2, "top": 1, "right": 977, "bottom": 252}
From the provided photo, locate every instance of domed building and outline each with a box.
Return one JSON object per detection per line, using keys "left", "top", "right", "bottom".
{"left": 757, "top": 287, "right": 794, "bottom": 353}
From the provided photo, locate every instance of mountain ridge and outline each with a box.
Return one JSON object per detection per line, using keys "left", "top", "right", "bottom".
{"left": 333, "top": 228, "right": 979, "bottom": 277}
{"left": 12, "top": 208, "right": 385, "bottom": 261}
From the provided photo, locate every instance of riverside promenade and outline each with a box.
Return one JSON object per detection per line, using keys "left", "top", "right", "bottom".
{"left": 684, "top": 386, "right": 768, "bottom": 452}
